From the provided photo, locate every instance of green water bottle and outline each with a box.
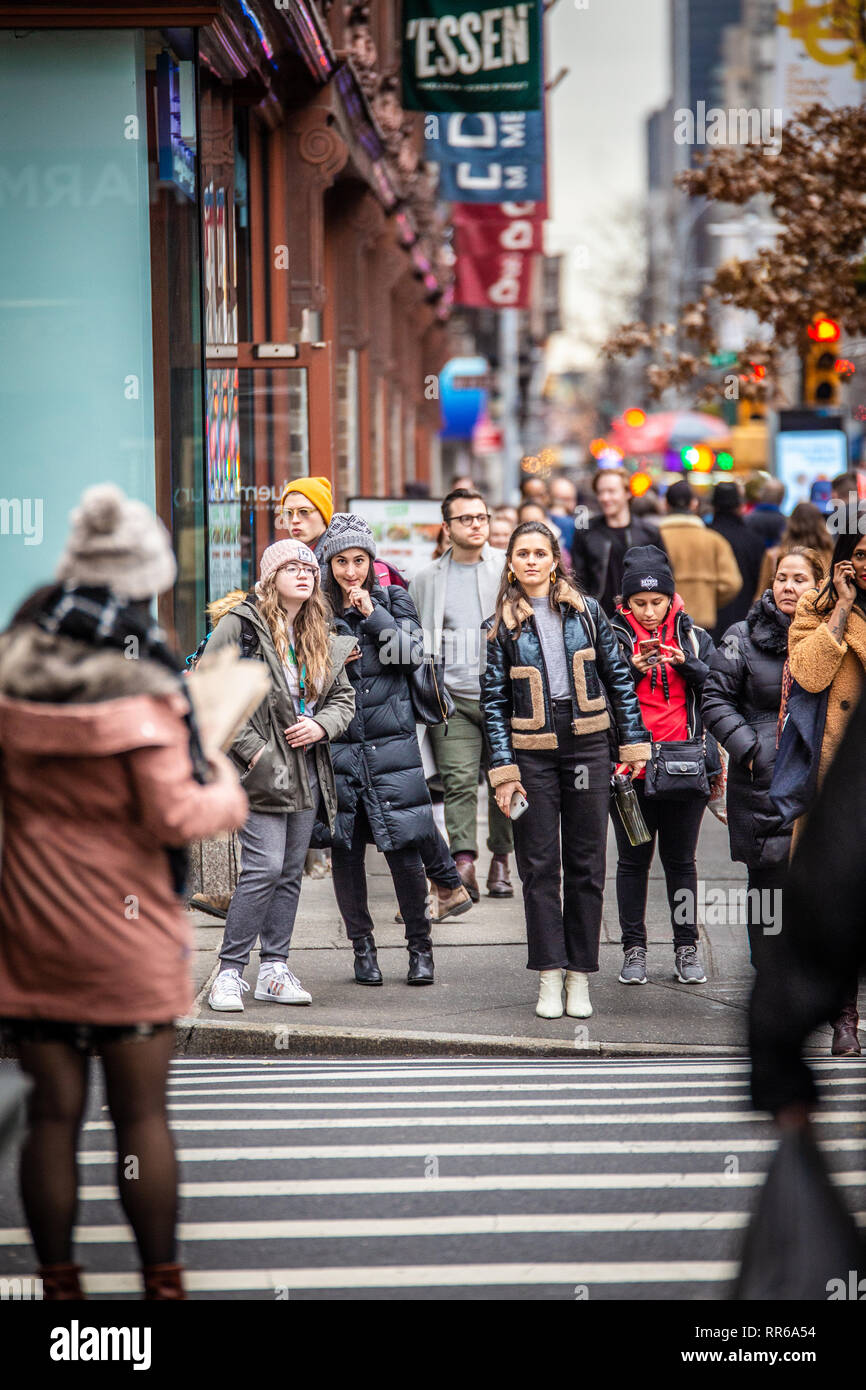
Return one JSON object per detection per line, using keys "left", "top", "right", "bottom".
{"left": 612, "top": 772, "right": 651, "bottom": 846}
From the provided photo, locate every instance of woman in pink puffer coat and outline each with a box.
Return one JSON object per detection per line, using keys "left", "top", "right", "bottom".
{"left": 0, "top": 485, "right": 247, "bottom": 1301}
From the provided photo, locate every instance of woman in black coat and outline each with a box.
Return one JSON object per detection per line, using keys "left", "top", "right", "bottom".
{"left": 318, "top": 514, "right": 437, "bottom": 987}
{"left": 701, "top": 547, "right": 826, "bottom": 969}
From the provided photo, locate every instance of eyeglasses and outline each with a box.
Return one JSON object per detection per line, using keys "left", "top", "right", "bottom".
{"left": 283, "top": 507, "right": 315, "bottom": 521}
{"left": 281, "top": 563, "right": 318, "bottom": 579}
{"left": 449, "top": 512, "right": 491, "bottom": 527}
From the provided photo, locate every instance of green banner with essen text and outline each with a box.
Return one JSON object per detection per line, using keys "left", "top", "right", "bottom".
{"left": 402, "top": 1, "right": 542, "bottom": 112}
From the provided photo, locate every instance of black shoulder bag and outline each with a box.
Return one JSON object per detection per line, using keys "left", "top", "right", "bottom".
{"left": 409, "top": 654, "right": 455, "bottom": 729}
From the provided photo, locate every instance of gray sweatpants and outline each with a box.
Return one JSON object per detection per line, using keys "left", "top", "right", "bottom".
{"left": 218, "top": 799, "right": 318, "bottom": 974}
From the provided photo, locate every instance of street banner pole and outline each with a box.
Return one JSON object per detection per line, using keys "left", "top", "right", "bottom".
{"left": 499, "top": 306, "right": 520, "bottom": 504}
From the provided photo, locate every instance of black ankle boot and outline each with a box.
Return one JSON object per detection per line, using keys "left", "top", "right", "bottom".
{"left": 407, "top": 941, "right": 434, "bottom": 985}
{"left": 353, "top": 935, "right": 383, "bottom": 985}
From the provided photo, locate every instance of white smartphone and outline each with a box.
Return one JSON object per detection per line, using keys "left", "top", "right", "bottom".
{"left": 510, "top": 791, "right": 529, "bottom": 820}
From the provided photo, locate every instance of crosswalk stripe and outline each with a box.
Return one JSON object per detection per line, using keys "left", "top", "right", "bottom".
{"left": 164, "top": 1079, "right": 865, "bottom": 1098}
{"left": 160, "top": 1095, "right": 764, "bottom": 1112}
{"left": 73, "top": 1137, "right": 866, "bottom": 1164}
{"left": 84, "top": 1109, "right": 865, "bottom": 1131}
{"left": 165, "top": 1081, "right": 762, "bottom": 1096}
{"left": 13, "top": 1209, "right": 866, "bottom": 1246}
{"left": 76, "top": 1261, "right": 741, "bottom": 1292}
{"left": 64, "top": 1170, "right": 866, "bottom": 1200}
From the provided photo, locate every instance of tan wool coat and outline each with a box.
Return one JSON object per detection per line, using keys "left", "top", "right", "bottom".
{"left": 787, "top": 589, "right": 866, "bottom": 784}
{"left": 656, "top": 514, "right": 742, "bottom": 629}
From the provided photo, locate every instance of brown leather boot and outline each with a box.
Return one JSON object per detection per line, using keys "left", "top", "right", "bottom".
{"left": 38, "top": 1263, "right": 85, "bottom": 1300}
{"left": 486, "top": 853, "right": 513, "bottom": 898}
{"left": 430, "top": 883, "right": 472, "bottom": 922}
{"left": 143, "top": 1263, "right": 187, "bottom": 1300}
{"left": 454, "top": 854, "right": 480, "bottom": 903}
{"left": 831, "top": 1002, "right": 862, "bottom": 1056}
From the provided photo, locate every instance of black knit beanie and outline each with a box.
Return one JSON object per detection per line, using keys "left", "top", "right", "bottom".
{"left": 621, "top": 544, "right": 675, "bottom": 599}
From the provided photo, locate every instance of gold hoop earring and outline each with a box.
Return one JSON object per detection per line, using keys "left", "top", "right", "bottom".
{"left": 549, "top": 571, "right": 556, "bottom": 584}
{"left": 507, "top": 569, "right": 515, "bottom": 584}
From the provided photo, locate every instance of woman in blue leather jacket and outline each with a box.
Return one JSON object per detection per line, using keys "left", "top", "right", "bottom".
{"left": 481, "top": 521, "right": 650, "bottom": 1022}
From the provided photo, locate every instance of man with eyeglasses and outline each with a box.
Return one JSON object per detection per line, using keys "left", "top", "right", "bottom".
{"left": 409, "top": 488, "right": 513, "bottom": 901}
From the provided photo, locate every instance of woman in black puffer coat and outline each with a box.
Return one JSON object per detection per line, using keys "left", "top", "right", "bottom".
{"left": 701, "top": 547, "right": 826, "bottom": 969}
{"left": 318, "top": 514, "right": 438, "bottom": 987}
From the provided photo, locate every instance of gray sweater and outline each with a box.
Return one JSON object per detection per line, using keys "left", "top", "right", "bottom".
{"left": 530, "top": 597, "right": 570, "bottom": 699}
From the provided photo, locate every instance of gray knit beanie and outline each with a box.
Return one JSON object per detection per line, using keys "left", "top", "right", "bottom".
{"left": 56, "top": 483, "right": 177, "bottom": 600}
{"left": 321, "top": 513, "right": 377, "bottom": 567}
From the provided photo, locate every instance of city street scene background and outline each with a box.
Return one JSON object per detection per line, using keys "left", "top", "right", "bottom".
{"left": 1, "top": 0, "right": 865, "bottom": 1328}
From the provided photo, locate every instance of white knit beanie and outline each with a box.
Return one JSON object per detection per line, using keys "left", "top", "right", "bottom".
{"left": 56, "top": 483, "right": 177, "bottom": 600}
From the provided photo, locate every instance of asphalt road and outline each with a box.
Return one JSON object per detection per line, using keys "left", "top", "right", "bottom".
{"left": 1, "top": 1056, "right": 865, "bottom": 1300}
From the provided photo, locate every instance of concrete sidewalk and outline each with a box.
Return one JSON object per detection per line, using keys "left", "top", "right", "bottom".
{"left": 179, "top": 810, "right": 832, "bottom": 1058}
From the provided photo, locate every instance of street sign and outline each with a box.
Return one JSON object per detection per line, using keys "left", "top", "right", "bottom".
{"left": 709, "top": 352, "right": 738, "bottom": 367}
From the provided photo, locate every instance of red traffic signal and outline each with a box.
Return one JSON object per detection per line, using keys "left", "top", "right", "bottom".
{"left": 807, "top": 315, "right": 841, "bottom": 344}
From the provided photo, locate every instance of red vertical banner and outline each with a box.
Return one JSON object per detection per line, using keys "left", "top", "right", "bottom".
{"left": 452, "top": 202, "right": 546, "bottom": 308}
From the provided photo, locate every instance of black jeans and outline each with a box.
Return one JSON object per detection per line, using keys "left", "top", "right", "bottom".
{"left": 746, "top": 863, "right": 787, "bottom": 972}
{"left": 419, "top": 825, "right": 462, "bottom": 890}
{"left": 611, "top": 779, "right": 706, "bottom": 950}
{"left": 512, "top": 704, "right": 611, "bottom": 972}
{"left": 332, "top": 800, "right": 432, "bottom": 948}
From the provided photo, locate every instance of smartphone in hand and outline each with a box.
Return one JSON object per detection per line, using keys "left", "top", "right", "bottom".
{"left": 510, "top": 791, "right": 529, "bottom": 820}
{"left": 638, "top": 638, "right": 661, "bottom": 664}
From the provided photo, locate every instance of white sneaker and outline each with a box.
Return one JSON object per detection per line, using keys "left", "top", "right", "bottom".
{"left": 565, "top": 970, "right": 593, "bottom": 1018}
{"left": 208, "top": 968, "right": 250, "bottom": 1012}
{"left": 255, "top": 962, "right": 312, "bottom": 1005}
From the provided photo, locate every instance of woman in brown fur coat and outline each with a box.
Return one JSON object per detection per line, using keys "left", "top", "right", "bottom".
{"left": 787, "top": 528, "right": 866, "bottom": 1055}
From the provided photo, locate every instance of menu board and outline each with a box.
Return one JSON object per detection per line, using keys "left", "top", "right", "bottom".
{"left": 348, "top": 497, "right": 444, "bottom": 580}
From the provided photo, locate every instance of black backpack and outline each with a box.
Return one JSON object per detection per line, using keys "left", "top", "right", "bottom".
{"left": 185, "top": 615, "right": 258, "bottom": 670}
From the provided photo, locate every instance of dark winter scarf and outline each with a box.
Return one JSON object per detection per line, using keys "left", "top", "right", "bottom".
{"left": 27, "top": 583, "right": 208, "bottom": 893}
{"left": 747, "top": 589, "right": 791, "bottom": 658}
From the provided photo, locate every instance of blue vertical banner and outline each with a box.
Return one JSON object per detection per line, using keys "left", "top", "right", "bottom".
{"left": 426, "top": 109, "right": 544, "bottom": 201}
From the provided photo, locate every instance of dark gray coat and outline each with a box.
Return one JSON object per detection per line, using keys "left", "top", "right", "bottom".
{"left": 317, "top": 583, "right": 436, "bottom": 853}
{"left": 198, "top": 597, "right": 356, "bottom": 827}
{"left": 701, "top": 590, "right": 792, "bottom": 868}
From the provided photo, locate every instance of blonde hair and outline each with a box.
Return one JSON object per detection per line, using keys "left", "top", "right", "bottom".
{"left": 207, "top": 579, "right": 331, "bottom": 701}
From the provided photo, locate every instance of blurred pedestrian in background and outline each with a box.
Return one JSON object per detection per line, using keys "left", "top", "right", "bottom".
{"left": 754, "top": 502, "right": 833, "bottom": 598}
{"left": 708, "top": 481, "right": 767, "bottom": 643}
{"left": 0, "top": 484, "right": 248, "bottom": 1301}
{"left": 489, "top": 512, "right": 514, "bottom": 550}
{"left": 571, "top": 468, "right": 665, "bottom": 616}
{"left": 548, "top": 472, "right": 579, "bottom": 551}
{"left": 702, "top": 547, "right": 826, "bottom": 972}
{"left": 482, "top": 521, "right": 649, "bottom": 1021}
{"left": 204, "top": 539, "right": 356, "bottom": 1013}
{"left": 410, "top": 490, "right": 514, "bottom": 901}
{"left": 744, "top": 477, "right": 787, "bottom": 549}
{"left": 657, "top": 480, "right": 741, "bottom": 632}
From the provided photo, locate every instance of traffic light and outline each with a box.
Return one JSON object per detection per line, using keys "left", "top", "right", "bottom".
{"left": 623, "top": 407, "right": 647, "bottom": 428}
{"left": 804, "top": 316, "right": 844, "bottom": 407}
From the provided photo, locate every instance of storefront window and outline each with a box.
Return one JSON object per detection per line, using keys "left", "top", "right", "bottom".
{"left": 144, "top": 29, "right": 204, "bottom": 655}
{"left": 206, "top": 366, "right": 310, "bottom": 600}
{"left": 0, "top": 29, "right": 156, "bottom": 626}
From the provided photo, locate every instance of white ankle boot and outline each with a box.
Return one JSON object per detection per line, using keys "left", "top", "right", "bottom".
{"left": 536, "top": 969, "right": 564, "bottom": 1019}
{"left": 565, "top": 970, "right": 592, "bottom": 1018}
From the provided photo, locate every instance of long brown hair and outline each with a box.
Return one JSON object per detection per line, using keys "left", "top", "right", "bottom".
{"left": 780, "top": 502, "right": 832, "bottom": 557}
{"left": 487, "top": 521, "right": 577, "bottom": 639}
{"left": 256, "top": 572, "right": 331, "bottom": 699}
